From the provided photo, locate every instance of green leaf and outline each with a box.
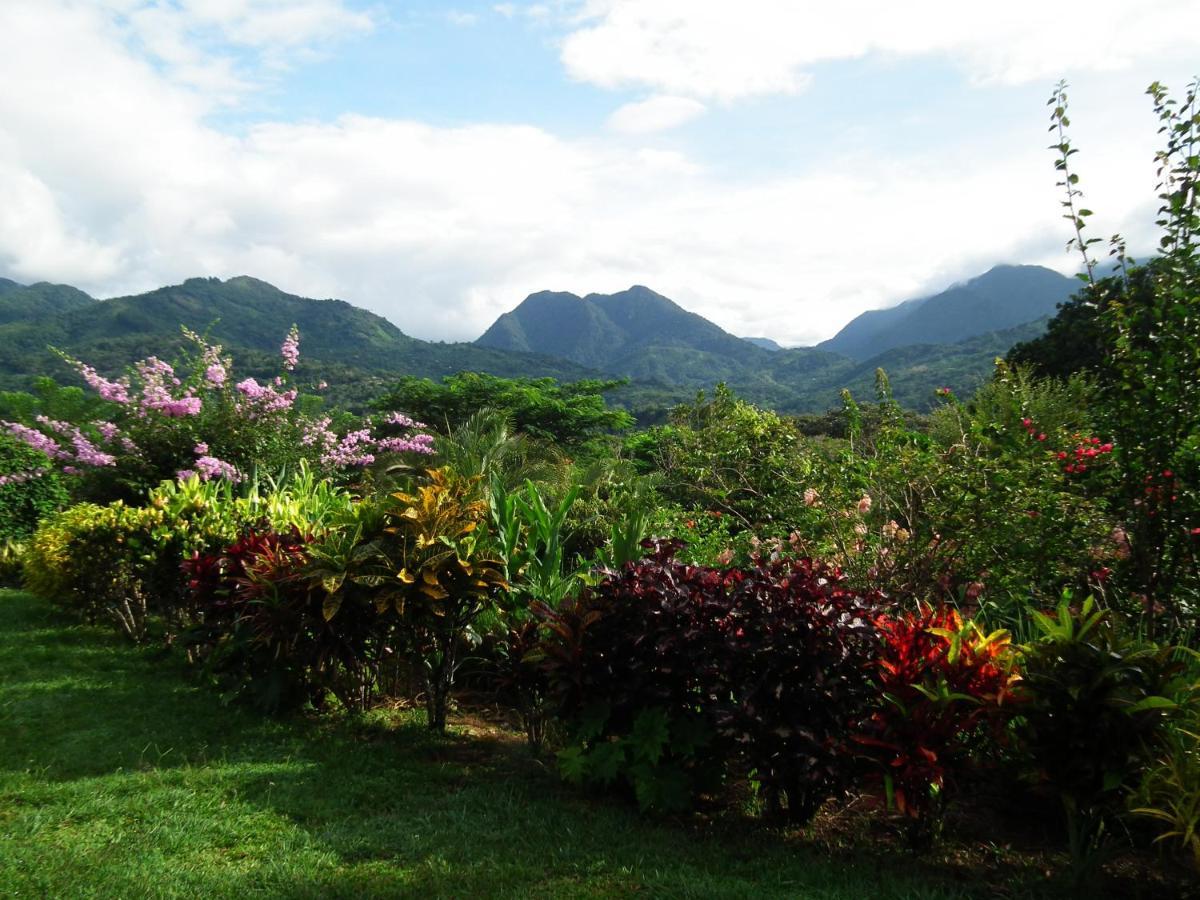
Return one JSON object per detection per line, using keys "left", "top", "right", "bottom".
{"left": 557, "top": 745, "right": 588, "bottom": 784}
{"left": 588, "top": 741, "right": 625, "bottom": 786}
{"left": 1127, "top": 695, "right": 1177, "bottom": 713}
{"left": 629, "top": 708, "right": 671, "bottom": 765}
{"left": 577, "top": 701, "right": 610, "bottom": 743}
{"left": 322, "top": 593, "right": 343, "bottom": 621}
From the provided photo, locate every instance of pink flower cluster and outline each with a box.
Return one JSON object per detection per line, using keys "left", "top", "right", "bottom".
{"left": 177, "top": 443, "right": 240, "bottom": 483}
{"left": 134, "top": 357, "right": 203, "bottom": 417}
{"left": 236, "top": 378, "right": 297, "bottom": 416}
{"left": 281, "top": 325, "right": 300, "bottom": 371}
{"left": 93, "top": 421, "right": 120, "bottom": 441}
{"left": 2, "top": 417, "right": 116, "bottom": 472}
{"left": 72, "top": 360, "right": 131, "bottom": 404}
{"left": 382, "top": 411, "right": 427, "bottom": 429}
{"left": 322, "top": 428, "right": 377, "bottom": 467}
{"left": 300, "top": 412, "right": 435, "bottom": 468}
{"left": 0, "top": 467, "right": 47, "bottom": 487}
{"left": 375, "top": 434, "right": 436, "bottom": 454}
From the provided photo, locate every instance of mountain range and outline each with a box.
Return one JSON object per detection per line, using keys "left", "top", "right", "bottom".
{"left": 0, "top": 264, "right": 1079, "bottom": 416}
{"left": 472, "top": 265, "right": 1075, "bottom": 410}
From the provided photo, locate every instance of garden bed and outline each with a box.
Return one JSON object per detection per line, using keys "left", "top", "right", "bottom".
{"left": 1, "top": 590, "right": 1193, "bottom": 899}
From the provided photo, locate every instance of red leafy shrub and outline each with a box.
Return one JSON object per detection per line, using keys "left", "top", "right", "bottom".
{"left": 853, "top": 606, "right": 1020, "bottom": 834}
{"left": 542, "top": 539, "right": 883, "bottom": 820}
{"left": 182, "top": 527, "right": 383, "bottom": 712}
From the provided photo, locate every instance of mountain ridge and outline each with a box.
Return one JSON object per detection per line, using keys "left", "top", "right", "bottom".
{"left": 0, "top": 267, "right": 1070, "bottom": 415}
{"left": 817, "top": 264, "right": 1076, "bottom": 360}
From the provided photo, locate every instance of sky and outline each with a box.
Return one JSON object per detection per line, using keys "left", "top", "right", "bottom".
{"left": 0, "top": 1, "right": 1196, "bottom": 346}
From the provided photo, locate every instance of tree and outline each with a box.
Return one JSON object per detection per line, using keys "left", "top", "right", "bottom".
{"left": 1041, "top": 78, "right": 1200, "bottom": 631}
{"left": 374, "top": 373, "right": 633, "bottom": 447}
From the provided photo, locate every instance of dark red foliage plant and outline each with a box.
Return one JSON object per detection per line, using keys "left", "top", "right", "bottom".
{"left": 853, "top": 606, "right": 1021, "bottom": 845}
{"left": 540, "top": 539, "right": 883, "bottom": 821}
{"left": 182, "top": 526, "right": 383, "bottom": 713}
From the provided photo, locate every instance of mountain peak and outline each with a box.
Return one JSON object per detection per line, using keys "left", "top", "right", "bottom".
{"left": 818, "top": 264, "right": 1077, "bottom": 360}
{"left": 476, "top": 285, "right": 765, "bottom": 373}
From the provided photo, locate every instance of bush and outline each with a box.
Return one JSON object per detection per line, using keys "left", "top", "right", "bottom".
{"left": 0, "top": 434, "right": 67, "bottom": 541}
{"left": 24, "top": 502, "right": 160, "bottom": 640}
{"left": 183, "top": 526, "right": 387, "bottom": 713}
{"left": 544, "top": 539, "right": 882, "bottom": 820}
{"left": 1, "top": 328, "right": 433, "bottom": 502}
{"left": 1016, "top": 595, "right": 1190, "bottom": 886}
{"left": 1133, "top": 708, "right": 1200, "bottom": 872}
{"left": 317, "top": 468, "right": 508, "bottom": 731}
{"left": 646, "top": 385, "right": 815, "bottom": 530}
{"left": 22, "top": 470, "right": 358, "bottom": 643}
{"left": 853, "top": 606, "right": 1020, "bottom": 845}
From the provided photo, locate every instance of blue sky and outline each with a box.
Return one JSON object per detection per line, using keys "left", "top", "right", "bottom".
{"left": 0, "top": 1, "right": 1197, "bottom": 345}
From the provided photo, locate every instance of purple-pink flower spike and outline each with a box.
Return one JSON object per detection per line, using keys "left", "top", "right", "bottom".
{"left": 281, "top": 325, "right": 300, "bottom": 371}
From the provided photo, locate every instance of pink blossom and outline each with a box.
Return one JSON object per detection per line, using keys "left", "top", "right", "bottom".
{"left": 321, "top": 429, "right": 376, "bottom": 467}
{"left": 205, "top": 364, "right": 227, "bottom": 387}
{"left": 153, "top": 396, "right": 202, "bottom": 417}
{"left": 803, "top": 488, "right": 819, "bottom": 507}
{"left": 382, "top": 411, "right": 427, "bottom": 429}
{"left": 236, "top": 379, "right": 295, "bottom": 415}
{"left": 194, "top": 455, "right": 240, "bottom": 482}
{"left": 300, "top": 417, "right": 338, "bottom": 451}
{"left": 375, "top": 434, "right": 435, "bottom": 455}
{"left": 73, "top": 361, "right": 131, "bottom": 404}
{"left": 0, "top": 467, "right": 46, "bottom": 487}
{"left": 3, "top": 421, "right": 66, "bottom": 459}
{"left": 69, "top": 431, "right": 115, "bottom": 467}
{"left": 857, "top": 494, "right": 872, "bottom": 515}
{"left": 281, "top": 325, "right": 300, "bottom": 371}
{"left": 194, "top": 442, "right": 209, "bottom": 454}
{"left": 93, "top": 421, "right": 120, "bottom": 441}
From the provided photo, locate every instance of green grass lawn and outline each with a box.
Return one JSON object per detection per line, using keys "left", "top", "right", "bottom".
{"left": 0, "top": 589, "right": 1116, "bottom": 898}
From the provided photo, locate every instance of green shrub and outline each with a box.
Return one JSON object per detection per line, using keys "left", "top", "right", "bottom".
{"left": 1133, "top": 708, "right": 1200, "bottom": 872}
{"left": 24, "top": 502, "right": 160, "bottom": 640}
{"left": 314, "top": 468, "right": 508, "bottom": 731}
{"left": 22, "top": 469, "right": 357, "bottom": 642}
{"left": 0, "top": 434, "right": 67, "bottom": 541}
{"left": 1016, "top": 595, "right": 1190, "bottom": 887}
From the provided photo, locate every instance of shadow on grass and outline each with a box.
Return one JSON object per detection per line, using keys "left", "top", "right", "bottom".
{"left": 0, "top": 590, "right": 1066, "bottom": 898}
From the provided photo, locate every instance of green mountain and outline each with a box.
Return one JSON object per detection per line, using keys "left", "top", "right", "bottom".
{"left": 817, "top": 264, "right": 1077, "bottom": 360}
{"left": 476, "top": 285, "right": 766, "bottom": 370}
{"left": 0, "top": 276, "right": 597, "bottom": 402}
{"left": 0, "top": 270, "right": 1055, "bottom": 418}
{"left": 0, "top": 279, "right": 95, "bottom": 325}
{"left": 472, "top": 273, "right": 1060, "bottom": 412}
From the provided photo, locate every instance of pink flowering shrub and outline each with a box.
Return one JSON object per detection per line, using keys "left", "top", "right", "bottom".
{"left": 0, "top": 433, "right": 69, "bottom": 540}
{"left": 2, "top": 326, "right": 434, "bottom": 500}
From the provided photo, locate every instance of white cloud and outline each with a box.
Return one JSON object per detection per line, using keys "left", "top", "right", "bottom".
{"left": 607, "top": 95, "right": 706, "bottom": 133}
{"left": 560, "top": 0, "right": 1200, "bottom": 101}
{"left": 446, "top": 11, "right": 480, "bottom": 27}
{"left": 0, "top": 0, "right": 1188, "bottom": 350}
{"left": 102, "top": 0, "right": 374, "bottom": 99}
